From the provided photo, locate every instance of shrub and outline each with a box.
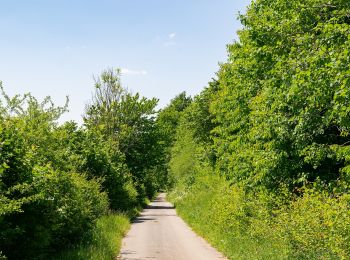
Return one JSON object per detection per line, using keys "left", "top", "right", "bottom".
{"left": 76, "top": 132, "right": 138, "bottom": 210}
{"left": 0, "top": 88, "right": 109, "bottom": 259}
{"left": 1, "top": 165, "right": 108, "bottom": 259}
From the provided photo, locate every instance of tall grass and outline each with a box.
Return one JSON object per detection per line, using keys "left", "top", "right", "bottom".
{"left": 168, "top": 173, "right": 289, "bottom": 259}
{"left": 53, "top": 213, "right": 130, "bottom": 260}
{"left": 169, "top": 172, "right": 350, "bottom": 259}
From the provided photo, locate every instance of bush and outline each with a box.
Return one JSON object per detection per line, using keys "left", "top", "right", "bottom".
{"left": 169, "top": 172, "right": 290, "bottom": 259}
{"left": 76, "top": 132, "right": 138, "bottom": 210}
{"left": 0, "top": 89, "right": 109, "bottom": 259}
{"left": 170, "top": 173, "right": 350, "bottom": 259}
{"left": 1, "top": 166, "right": 108, "bottom": 259}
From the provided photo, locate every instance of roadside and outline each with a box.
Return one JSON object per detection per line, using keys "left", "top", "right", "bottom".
{"left": 53, "top": 213, "right": 130, "bottom": 260}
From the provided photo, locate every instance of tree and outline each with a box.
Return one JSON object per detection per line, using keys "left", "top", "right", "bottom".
{"left": 211, "top": 0, "right": 350, "bottom": 190}
{"left": 84, "top": 68, "right": 163, "bottom": 198}
{"left": 157, "top": 92, "right": 192, "bottom": 147}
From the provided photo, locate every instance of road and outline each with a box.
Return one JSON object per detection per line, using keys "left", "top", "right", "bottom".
{"left": 118, "top": 193, "right": 226, "bottom": 260}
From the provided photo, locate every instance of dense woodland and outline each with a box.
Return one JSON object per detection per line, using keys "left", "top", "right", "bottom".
{"left": 1, "top": 0, "right": 350, "bottom": 259}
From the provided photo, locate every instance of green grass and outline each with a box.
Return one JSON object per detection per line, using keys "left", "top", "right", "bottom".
{"left": 53, "top": 213, "right": 130, "bottom": 260}
{"left": 169, "top": 172, "right": 350, "bottom": 259}
{"left": 168, "top": 175, "right": 290, "bottom": 260}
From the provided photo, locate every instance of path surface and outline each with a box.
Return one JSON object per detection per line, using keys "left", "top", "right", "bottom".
{"left": 118, "top": 193, "right": 226, "bottom": 260}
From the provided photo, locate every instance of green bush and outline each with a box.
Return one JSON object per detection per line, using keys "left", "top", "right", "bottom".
{"left": 169, "top": 173, "right": 290, "bottom": 259}
{"left": 1, "top": 165, "right": 108, "bottom": 259}
{"left": 76, "top": 132, "right": 138, "bottom": 210}
{"left": 0, "top": 89, "right": 109, "bottom": 259}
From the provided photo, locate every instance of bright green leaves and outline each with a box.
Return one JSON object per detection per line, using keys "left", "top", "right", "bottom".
{"left": 211, "top": 0, "right": 350, "bottom": 190}
{"left": 84, "top": 68, "right": 165, "bottom": 199}
{"left": 167, "top": 1, "right": 350, "bottom": 258}
{"left": 157, "top": 92, "right": 192, "bottom": 146}
{"left": 0, "top": 88, "right": 109, "bottom": 259}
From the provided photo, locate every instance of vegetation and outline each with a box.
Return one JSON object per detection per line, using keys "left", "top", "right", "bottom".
{"left": 0, "top": 69, "right": 164, "bottom": 259}
{"left": 1, "top": 0, "right": 350, "bottom": 259}
{"left": 167, "top": 0, "right": 350, "bottom": 259}
{"left": 53, "top": 213, "right": 130, "bottom": 260}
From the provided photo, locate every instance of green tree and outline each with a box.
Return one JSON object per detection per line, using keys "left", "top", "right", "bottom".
{"left": 156, "top": 92, "right": 192, "bottom": 187}
{"left": 211, "top": 0, "right": 350, "bottom": 190}
{"left": 157, "top": 92, "right": 192, "bottom": 147}
{"left": 84, "top": 68, "right": 163, "bottom": 198}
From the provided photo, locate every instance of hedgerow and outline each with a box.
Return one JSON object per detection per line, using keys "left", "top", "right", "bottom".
{"left": 0, "top": 69, "right": 165, "bottom": 259}
{"left": 167, "top": 1, "right": 350, "bottom": 258}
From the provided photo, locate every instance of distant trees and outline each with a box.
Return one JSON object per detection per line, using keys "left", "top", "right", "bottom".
{"left": 157, "top": 91, "right": 192, "bottom": 147}
{"left": 156, "top": 92, "right": 192, "bottom": 186}
{"left": 84, "top": 68, "right": 165, "bottom": 198}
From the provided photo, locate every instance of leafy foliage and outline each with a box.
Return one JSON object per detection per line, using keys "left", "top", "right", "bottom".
{"left": 0, "top": 86, "right": 108, "bottom": 259}
{"left": 84, "top": 69, "right": 165, "bottom": 199}
{"left": 167, "top": 1, "right": 350, "bottom": 258}
{"left": 156, "top": 92, "right": 192, "bottom": 187}
{"left": 53, "top": 213, "right": 130, "bottom": 260}
{"left": 212, "top": 0, "right": 350, "bottom": 190}
{"left": 0, "top": 69, "right": 167, "bottom": 258}
{"left": 157, "top": 92, "right": 192, "bottom": 147}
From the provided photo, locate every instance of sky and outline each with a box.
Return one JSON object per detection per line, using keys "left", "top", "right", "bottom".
{"left": 0, "top": 0, "right": 250, "bottom": 123}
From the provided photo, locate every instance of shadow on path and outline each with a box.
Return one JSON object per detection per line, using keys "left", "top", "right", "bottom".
{"left": 146, "top": 205, "right": 174, "bottom": 210}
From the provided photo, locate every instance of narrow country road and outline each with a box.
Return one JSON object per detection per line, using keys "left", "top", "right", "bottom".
{"left": 118, "top": 193, "right": 226, "bottom": 260}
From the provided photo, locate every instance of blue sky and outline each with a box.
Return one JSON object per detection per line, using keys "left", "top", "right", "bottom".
{"left": 0, "top": 0, "right": 250, "bottom": 123}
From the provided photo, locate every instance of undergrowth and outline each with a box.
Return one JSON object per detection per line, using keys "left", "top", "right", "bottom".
{"left": 169, "top": 173, "right": 350, "bottom": 259}
{"left": 53, "top": 213, "right": 130, "bottom": 260}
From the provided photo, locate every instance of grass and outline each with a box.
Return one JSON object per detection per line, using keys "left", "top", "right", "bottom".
{"left": 169, "top": 172, "right": 350, "bottom": 259}
{"left": 52, "top": 198, "right": 149, "bottom": 260}
{"left": 53, "top": 213, "right": 130, "bottom": 260}
{"left": 168, "top": 174, "right": 290, "bottom": 260}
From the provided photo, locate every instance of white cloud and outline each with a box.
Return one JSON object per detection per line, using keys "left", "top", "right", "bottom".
{"left": 152, "top": 32, "right": 177, "bottom": 47}
{"left": 168, "top": 32, "right": 176, "bottom": 39}
{"left": 121, "top": 68, "right": 148, "bottom": 76}
{"left": 163, "top": 32, "right": 177, "bottom": 47}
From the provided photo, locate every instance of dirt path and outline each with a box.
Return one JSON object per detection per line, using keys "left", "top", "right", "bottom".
{"left": 118, "top": 193, "right": 226, "bottom": 260}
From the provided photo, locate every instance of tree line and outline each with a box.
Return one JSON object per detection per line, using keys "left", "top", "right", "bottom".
{"left": 167, "top": 0, "right": 350, "bottom": 258}
{"left": 0, "top": 69, "right": 168, "bottom": 259}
